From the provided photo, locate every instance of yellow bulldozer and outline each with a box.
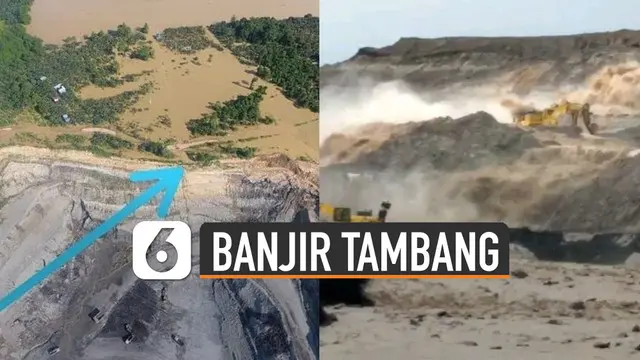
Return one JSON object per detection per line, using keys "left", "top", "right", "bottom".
{"left": 320, "top": 202, "right": 391, "bottom": 223}
{"left": 513, "top": 101, "right": 598, "bottom": 135}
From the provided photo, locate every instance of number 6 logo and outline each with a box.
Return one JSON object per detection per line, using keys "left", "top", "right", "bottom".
{"left": 132, "top": 221, "right": 192, "bottom": 280}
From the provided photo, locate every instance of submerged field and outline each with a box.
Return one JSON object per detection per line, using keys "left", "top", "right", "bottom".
{"left": 0, "top": 1, "right": 319, "bottom": 164}
{"left": 28, "top": 0, "right": 318, "bottom": 44}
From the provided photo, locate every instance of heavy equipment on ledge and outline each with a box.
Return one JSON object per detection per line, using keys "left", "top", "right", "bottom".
{"left": 320, "top": 202, "right": 391, "bottom": 223}
{"left": 512, "top": 101, "right": 598, "bottom": 135}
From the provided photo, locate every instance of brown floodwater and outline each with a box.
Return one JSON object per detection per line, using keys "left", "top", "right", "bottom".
{"left": 28, "top": 0, "right": 318, "bottom": 43}
{"left": 19, "top": 0, "right": 319, "bottom": 161}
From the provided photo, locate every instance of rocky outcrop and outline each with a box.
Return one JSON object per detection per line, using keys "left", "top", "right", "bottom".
{"left": 321, "top": 30, "right": 640, "bottom": 91}
{"left": 320, "top": 111, "right": 640, "bottom": 233}
{"left": 322, "top": 112, "right": 541, "bottom": 172}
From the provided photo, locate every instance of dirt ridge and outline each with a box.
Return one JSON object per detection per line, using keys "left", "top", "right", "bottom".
{"left": 320, "top": 29, "right": 640, "bottom": 90}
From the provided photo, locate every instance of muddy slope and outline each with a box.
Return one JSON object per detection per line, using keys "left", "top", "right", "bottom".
{"left": 321, "top": 111, "right": 640, "bottom": 233}
{"left": 323, "top": 111, "right": 542, "bottom": 172}
{"left": 0, "top": 150, "right": 318, "bottom": 360}
{"left": 321, "top": 30, "right": 640, "bottom": 90}
{"left": 319, "top": 226, "right": 640, "bottom": 329}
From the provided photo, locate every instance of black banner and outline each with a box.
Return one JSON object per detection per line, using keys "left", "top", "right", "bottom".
{"left": 199, "top": 222, "right": 510, "bottom": 278}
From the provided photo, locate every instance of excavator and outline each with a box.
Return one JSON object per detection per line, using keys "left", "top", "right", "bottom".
{"left": 319, "top": 202, "right": 391, "bottom": 223}
{"left": 512, "top": 101, "right": 598, "bottom": 135}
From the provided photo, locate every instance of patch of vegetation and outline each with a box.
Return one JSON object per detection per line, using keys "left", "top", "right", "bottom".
{"left": 90, "top": 132, "right": 133, "bottom": 149}
{"left": 55, "top": 133, "right": 87, "bottom": 149}
{"left": 0, "top": 108, "right": 22, "bottom": 126}
{"left": 121, "top": 70, "right": 153, "bottom": 83}
{"left": 117, "top": 121, "right": 145, "bottom": 140}
{"left": 220, "top": 144, "right": 256, "bottom": 159}
{"left": 157, "top": 114, "right": 171, "bottom": 127}
{"left": 210, "top": 15, "right": 319, "bottom": 112}
{"left": 156, "top": 26, "right": 213, "bottom": 54}
{"left": 0, "top": 0, "right": 32, "bottom": 25}
{"left": 75, "top": 82, "right": 152, "bottom": 125}
{"left": 188, "top": 142, "right": 257, "bottom": 162}
{"left": 0, "top": 21, "right": 43, "bottom": 112}
{"left": 294, "top": 118, "right": 315, "bottom": 127}
{"left": 186, "top": 150, "right": 219, "bottom": 166}
{"left": 138, "top": 140, "right": 173, "bottom": 158}
{"left": 90, "top": 145, "right": 112, "bottom": 157}
{"left": 0, "top": 18, "right": 151, "bottom": 126}
{"left": 14, "top": 131, "right": 45, "bottom": 144}
{"left": 137, "top": 23, "right": 149, "bottom": 34}
{"left": 238, "top": 134, "right": 274, "bottom": 143}
{"left": 63, "top": 132, "right": 135, "bottom": 157}
{"left": 186, "top": 86, "right": 274, "bottom": 136}
{"left": 130, "top": 43, "right": 154, "bottom": 60}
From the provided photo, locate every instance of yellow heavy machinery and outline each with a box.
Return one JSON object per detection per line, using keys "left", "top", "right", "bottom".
{"left": 513, "top": 101, "right": 598, "bottom": 135}
{"left": 320, "top": 202, "right": 391, "bottom": 223}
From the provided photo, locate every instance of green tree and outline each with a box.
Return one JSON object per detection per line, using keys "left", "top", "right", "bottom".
{"left": 139, "top": 141, "right": 172, "bottom": 157}
{"left": 187, "top": 86, "right": 271, "bottom": 136}
{"left": 130, "top": 44, "right": 154, "bottom": 60}
{"left": 209, "top": 16, "right": 319, "bottom": 113}
{"left": 256, "top": 66, "right": 271, "bottom": 81}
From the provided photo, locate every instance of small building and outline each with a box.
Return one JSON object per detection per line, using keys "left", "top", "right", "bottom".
{"left": 53, "top": 83, "right": 67, "bottom": 95}
{"left": 88, "top": 308, "right": 104, "bottom": 323}
{"left": 39, "top": 76, "right": 47, "bottom": 82}
{"left": 61, "top": 114, "right": 71, "bottom": 123}
{"left": 52, "top": 96, "right": 60, "bottom": 104}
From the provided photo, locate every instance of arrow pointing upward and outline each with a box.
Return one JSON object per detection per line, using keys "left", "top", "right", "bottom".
{"left": 0, "top": 166, "right": 185, "bottom": 313}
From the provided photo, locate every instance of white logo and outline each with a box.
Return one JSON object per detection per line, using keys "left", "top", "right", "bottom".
{"left": 132, "top": 221, "right": 192, "bottom": 280}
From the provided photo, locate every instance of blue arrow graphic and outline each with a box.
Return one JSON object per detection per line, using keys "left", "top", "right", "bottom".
{"left": 0, "top": 166, "right": 185, "bottom": 312}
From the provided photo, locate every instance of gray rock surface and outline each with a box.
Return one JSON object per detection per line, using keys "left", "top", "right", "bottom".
{"left": 0, "top": 150, "right": 319, "bottom": 360}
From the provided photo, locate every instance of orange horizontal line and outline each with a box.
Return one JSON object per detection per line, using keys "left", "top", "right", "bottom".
{"left": 199, "top": 274, "right": 509, "bottom": 279}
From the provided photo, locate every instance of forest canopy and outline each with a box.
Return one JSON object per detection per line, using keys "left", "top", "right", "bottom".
{"left": 210, "top": 15, "right": 319, "bottom": 112}
{"left": 0, "top": 0, "right": 33, "bottom": 25}
{"left": 0, "top": 15, "right": 151, "bottom": 126}
{"left": 187, "top": 85, "right": 275, "bottom": 136}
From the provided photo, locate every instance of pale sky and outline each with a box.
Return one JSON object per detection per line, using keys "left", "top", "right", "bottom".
{"left": 320, "top": 0, "right": 640, "bottom": 64}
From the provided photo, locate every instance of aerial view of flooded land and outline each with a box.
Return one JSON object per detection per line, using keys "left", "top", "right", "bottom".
{"left": 0, "top": 1, "right": 319, "bottom": 360}
{"left": 1, "top": 0, "right": 318, "bottom": 163}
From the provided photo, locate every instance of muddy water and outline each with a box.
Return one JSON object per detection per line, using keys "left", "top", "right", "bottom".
{"left": 77, "top": 34, "right": 318, "bottom": 160}
{"left": 28, "top": 0, "right": 318, "bottom": 44}
{"left": 23, "top": 0, "right": 318, "bottom": 161}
